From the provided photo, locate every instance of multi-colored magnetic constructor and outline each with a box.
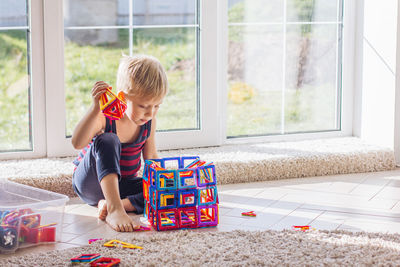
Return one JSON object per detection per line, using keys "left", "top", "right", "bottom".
{"left": 99, "top": 87, "right": 127, "bottom": 120}
{"left": 143, "top": 156, "right": 219, "bottom": 231}
{"left": 0, "top": 208, "right": 57, "bottom": 251}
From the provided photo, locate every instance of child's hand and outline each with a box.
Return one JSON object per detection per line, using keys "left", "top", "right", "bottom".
{"left": 91, "top": 81, "right": 111, "bottom": 110}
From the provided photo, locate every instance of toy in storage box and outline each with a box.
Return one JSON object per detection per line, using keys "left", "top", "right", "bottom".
{"left": 0, "top": 181, "right": 69, "bottom": 253}
{"left": 143, "top": 156, "right": 219, "bottom": 231}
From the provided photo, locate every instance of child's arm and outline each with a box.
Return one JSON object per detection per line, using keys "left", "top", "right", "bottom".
{"left": 71, "top": 81, "right": 108, "bottom": 150}
{"left": 142, "top": 117, "right": 159, "bottom": 160}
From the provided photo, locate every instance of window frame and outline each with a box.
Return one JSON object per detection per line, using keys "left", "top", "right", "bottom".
{"left": 224, "top": 0, "right": 355, "bottom": 145}
{"left": 0, "top": 0, "right": 356, "bottom": 159}
{"left": 0, "top": 0, "right": 46, "bottom": 160}
{"left": 42, "top": 0, "right": 221, "bottom": 157}
{"left": 155, "top": 0, "right": 221, "bottom": 150}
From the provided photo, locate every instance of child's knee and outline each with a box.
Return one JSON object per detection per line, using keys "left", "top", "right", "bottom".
{"left": 94, "top": 132, "right": 120, "bottom": 152}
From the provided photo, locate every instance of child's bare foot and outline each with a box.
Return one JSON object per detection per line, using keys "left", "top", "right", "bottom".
{"left": 97, "top": 199, "right": 108, "bottom": 221}
{"left": 106, "top": 207, "right": 140, "bottom": 232}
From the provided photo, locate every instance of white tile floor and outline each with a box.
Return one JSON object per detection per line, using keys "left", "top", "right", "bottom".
{"left": 2, "top": 169, "right": 400, "bottom": 258}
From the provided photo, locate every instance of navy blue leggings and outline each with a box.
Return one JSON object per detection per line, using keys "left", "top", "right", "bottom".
{"left": 72, "top": 132, "right": 144, "bottom": 214}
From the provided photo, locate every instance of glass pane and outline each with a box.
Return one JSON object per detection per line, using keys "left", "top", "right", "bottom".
{"left": 64, "top": 29, "right": 129, "bottom": 136}
{"left": 287, "top": 0, "right": 338, "bottom": 22}
{"left": 132, "top": 28, "right": 198, "bottom": 131}
{"left": 0, "top": 30, "right": 31, "bottom": 151}
{"left": 0, "top": 0, "right": 28, "bottom": 27}
{"left": 64, "top": 0, "right": 123, "bottom": 27}
{"left": 133, "top": 0, "right": 196, "bottom": 25}
{"left": 228, "top": 0, "right": 283, "bottom": 23}
{"left": 285, "top": 24, "right": 339, "bottom": 132}
{"left": 227, "top": 25, "right": 283, "bottom": 137}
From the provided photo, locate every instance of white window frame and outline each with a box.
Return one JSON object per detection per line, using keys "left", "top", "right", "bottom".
{"left": 0, "top": 0, "right": 356, "bottom": 159}
{"left": 43, "top": 0, "right": 69, "bottom": 157}
{"left": 224, "top": 0, "right": 356, "bottom": 146}
{"left": 0, "top": 0, "right": 46, "bottom": 160}
{"left": 156, "top": 0, "right": 221, "bottom": 150}
{"left": 43, "top": 0, "right": 221, "bottom": 157}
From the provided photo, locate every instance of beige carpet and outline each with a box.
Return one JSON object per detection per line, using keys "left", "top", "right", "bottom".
{"left": 0, "top": 137, "right": 396, "bottom": 197}
{"left": 2, "top": 229, "right": 400, "bottom": 266}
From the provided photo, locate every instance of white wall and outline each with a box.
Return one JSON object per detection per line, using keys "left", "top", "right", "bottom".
{"left": 395, "top": 2, "right": 400, "bottom": 164}
{"left": 357, "top": 0, "right": 398, "bottom": 154}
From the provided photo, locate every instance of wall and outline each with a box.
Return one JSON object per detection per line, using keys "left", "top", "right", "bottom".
{"left": 357, "top": 0, "right": 398, "bottom": 154}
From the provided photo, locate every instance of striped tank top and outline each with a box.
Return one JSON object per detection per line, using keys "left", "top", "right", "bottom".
{"left": 73, "top": 118, "right": 152, "bottom": 179}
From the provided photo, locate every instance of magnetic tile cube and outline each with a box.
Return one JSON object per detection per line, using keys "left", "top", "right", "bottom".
{"left": 143, "top": 156, "right": 219, "bottom": 231}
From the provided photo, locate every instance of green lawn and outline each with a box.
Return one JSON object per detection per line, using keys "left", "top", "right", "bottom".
{"left": 64, "top": 28, "right": 197, "bottom": 136}
{"left": 0, "top": 30, "right": 30, "bottom": 151}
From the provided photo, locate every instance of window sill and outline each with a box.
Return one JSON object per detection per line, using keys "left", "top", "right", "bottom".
{"left": 0, "top": 137, "right": 395, "bottom": 197}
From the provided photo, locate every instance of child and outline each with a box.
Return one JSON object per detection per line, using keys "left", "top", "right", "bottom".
{"left": 71, "top": 55, "right": 168, "bottom": 232}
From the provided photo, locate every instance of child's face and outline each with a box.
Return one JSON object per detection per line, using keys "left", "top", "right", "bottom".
{"left": 124, "top": 93, "right": 163, "bottom": 125}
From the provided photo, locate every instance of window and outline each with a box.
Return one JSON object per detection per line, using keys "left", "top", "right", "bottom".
{"left": 1, "top": 0, "right": 352, "bottom": 159}
{"left": 0, "top": 0, "right": 31, "bottom": 151}
{"left": 64, "top": 0, "right": 200, "bottom": 135}
{"left": 227, "top": 0, "right": 343, "bottom": 137}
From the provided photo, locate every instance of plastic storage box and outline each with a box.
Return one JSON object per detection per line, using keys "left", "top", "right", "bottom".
{"left": 0, "top": 181, "right": 69, "bottom": 253}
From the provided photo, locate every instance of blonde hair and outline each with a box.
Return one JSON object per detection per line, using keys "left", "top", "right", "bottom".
{"left": 116, "top": 55, "right": 168, "bottom": 99}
